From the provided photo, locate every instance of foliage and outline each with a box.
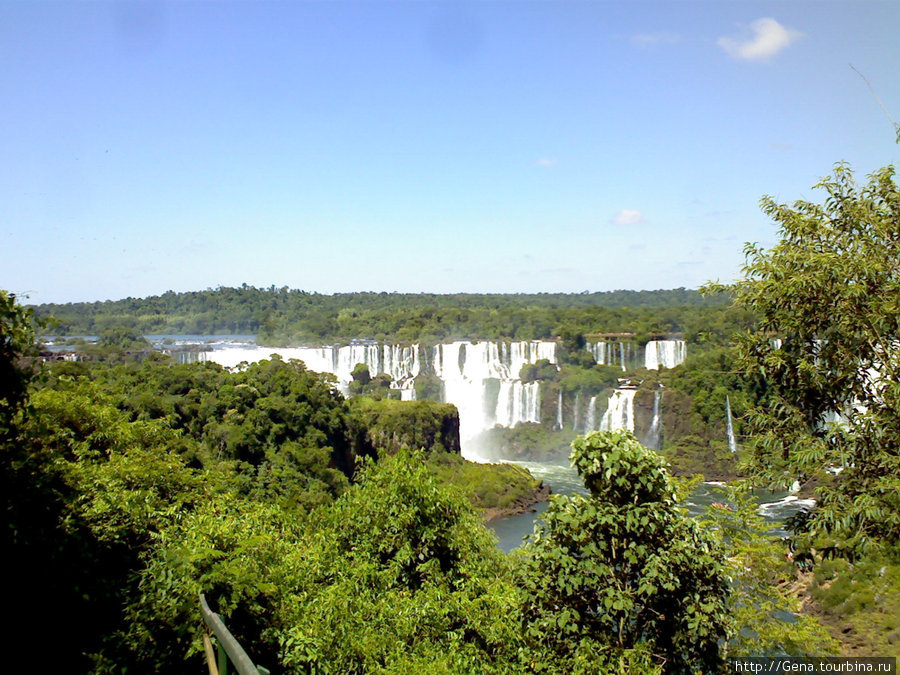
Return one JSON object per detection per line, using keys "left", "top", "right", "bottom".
{"left": 557, "top": 363, "right": 623, "bottom": 396}
{"left": 424, "top": 449, "right": 543, "bottom": 512}
{"left": 33, "top": 286, "right": 733, "bottom": 344}
{"left": 47, "top": 355, "right": 354, "bottom": 508}
{"left": 6, "top": 381, "right": 208, "bottom": 671}
{"left": 658, "top": 433, "right": 741, "bottom": 480}
{"left": 699, "top": 482, "right": 840, "bottom": 657}
{"left": 708, "top": 163, "right": 900, "bottom": 556}
{"left": 107, "top": 492, "right": 302, "bottom": 673}
{"left": 97, "top": 324, "right": 152, "bottom": 351}
{"left": 808, "top": 548, "right": 900, "bottom": 657}
{"left": 0, "top": 289, "right": 41, "bottom": 421}
{"left": 519, "top": 431, "right": 730, "bottom": 674}
{"left": 520, "top": 358, "right": 560, "bottom": 383}
{"left": 272, "top": 450, "right": 526, "bottom": 673}
{"left": 349, "top": 397, "right": 461, "bottom": 456}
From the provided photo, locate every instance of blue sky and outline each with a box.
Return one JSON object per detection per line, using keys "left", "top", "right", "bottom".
{"left": 2, "top": 1, "right": 898, "bottom": 304}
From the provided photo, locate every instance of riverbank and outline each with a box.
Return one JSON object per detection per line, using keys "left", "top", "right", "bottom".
{"left": 482, "top": 481, "right": 551, "bottom": 523}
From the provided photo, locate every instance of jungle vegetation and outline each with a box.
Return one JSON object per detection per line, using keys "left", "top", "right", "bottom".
{"left": 4, "top": 288, "right": 838, "bottom": 672}
{"left": 33, "top": 287, "right": 737, "bottom": 345}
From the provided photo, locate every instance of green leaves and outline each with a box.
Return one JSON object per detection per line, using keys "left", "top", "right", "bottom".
{"left": 521, "top": 431, "right": 730, "bottom": 673}
{"left": 728, "top": 163, "right": 900, "bottom": 556}
{"left": 571, "top": 430, "right": 675, "bottom": 506}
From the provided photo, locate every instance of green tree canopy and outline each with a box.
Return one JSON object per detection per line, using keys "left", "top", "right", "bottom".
{"left": 710, "top": 163, "right": 900, "bottom": 556}
{"left": 0, "top": 290, "right": 40, "bottom": 421}
{"left": 520, "top": 430, "right": 730, "bottom": 673}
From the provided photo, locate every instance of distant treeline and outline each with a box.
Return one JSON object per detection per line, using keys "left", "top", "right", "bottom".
{"left": 33, "top": 285, "right": 740, "bottom": 345}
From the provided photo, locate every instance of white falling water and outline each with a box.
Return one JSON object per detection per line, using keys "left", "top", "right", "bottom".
{"left": 555, "top": 389, "right": 563, "bottom": 430}
{"left": 432, "top": 340, "right": 557, "bottom": 447}
{"left": 725, "top": 395, "right": 738, "bottom": 454}
{"left": 644, "top": 340, "right": 687, "bottom": 370}
{"left": 495, "top": 381, "right": 542, "bottom": 428}
{"left": 572, "top": 392, "right": 582, "bottom": 431}
{"left": 583, "top": 396, "right": 598, "bottom": 434}
{"left": 587, "top": 341, "right": 614, "bottom": 365}
{"left": 586, "top": 341, "right": 632, "bottom": 371}
{"left": 204, "top": 343, "right": 421, "bottom": 398}
{"left": 645, "top": 389, "right": 662, "bottom": 450}
{"left": 204, "top": 338, "right": 558, "bottom": 458}
{"left": 599, "top": 389, "right": 637, "bottom": 432}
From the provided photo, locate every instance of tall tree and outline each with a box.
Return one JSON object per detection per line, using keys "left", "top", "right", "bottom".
{"left": 708, "top": 163, "right": 900, "bottom": 556}
{"left": 519, "top": 430, "right": 730, "bottom": 673}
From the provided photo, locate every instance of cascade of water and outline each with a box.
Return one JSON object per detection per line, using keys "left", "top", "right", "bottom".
{"left": 572, "top": 392, "right": 582, "bottom": 431}
{"left": 726, "top": 395, "right": 738, "bottom": 454}
{"left": 644, "top": 340, "right": 687, "bottom": 370}
{"left": 587, "top": 340, "right": 632, "bottom": 371}
{"left": 208, "top": 339, "right": 556, "bottom": 457}
{"left": 431, "top": 340, "right": 556, "bottom": 447}
{"left": 599, "top": 389, "right": 637, "bottom": 432}
{"left": 644, "top": 389, "right": 663, "bottom": 450}
{"left": 495, "top": 381, "right": 541, "bottom": 428}
{"left": 554, "top": 389, "right": 563, "bottom": 430}
{"left": 205, "top": 343, "right": 422, "bottom": 397}
{"left": 584, "top": 396, "right": 598, "bottom": 434}
{"left": 587, "top": 341, "right": 610, "bottom": 365}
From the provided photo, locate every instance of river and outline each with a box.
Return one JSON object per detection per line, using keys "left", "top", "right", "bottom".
{"left": 486, "top": 460, "right": 815, "bottom": 552}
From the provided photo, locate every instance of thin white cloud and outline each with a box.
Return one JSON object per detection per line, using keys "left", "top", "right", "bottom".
{"left": 717, "top": 18, "right": 802, "bottom": 61}
{"left": 631, "top": 32, "right": 680, "bottom": 49}
{"left": 612, "top": 209, "right": 644, "bottom": 226}
{"left": 535, "top": 157, "right": 558, "bottom": 168}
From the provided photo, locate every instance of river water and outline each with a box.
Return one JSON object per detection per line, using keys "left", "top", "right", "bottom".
{"left": 486, "top": 460, "right": 815, "bottom": 552}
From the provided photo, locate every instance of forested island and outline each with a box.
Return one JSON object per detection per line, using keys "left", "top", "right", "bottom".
{"left": 4, "top": 164, "right": 900, "bottom": 671}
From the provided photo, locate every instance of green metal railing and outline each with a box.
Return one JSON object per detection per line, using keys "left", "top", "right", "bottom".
{"left": 199, "top": 594, "right": 270, "bottom": 675}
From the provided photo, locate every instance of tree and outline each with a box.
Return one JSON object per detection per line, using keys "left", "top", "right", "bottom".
{"left": 519, "top": 430, "right": 730, "bottom": 674}
{"left": 0, "top": 290, "right": 40, "bottom": 424}
{"left": 710, "top": 163, "right": 900, "bottom": 556}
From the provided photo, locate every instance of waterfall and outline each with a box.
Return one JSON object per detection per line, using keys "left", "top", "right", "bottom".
{"left": 586, "top": 340, "right": 630, "bottom": 371}
{"left": 644, "top": 389, "right": 663, "bottom": 450}
{"left": 431, "top": 340, "right": 556, "bottom": 447}
{"left": 495, "top": 381, "right": 541, "bottom": 428}
{"left": 726, "top": 395, "right": 738, "bottom": 454}
{"left": 206, "top": 338, "right": 558, "bottom": 458}
{"left": 554, "top": 389, "right": 563, "bottom": 430}
{"left": 572, "top": 392, "right": 582, "bottom": 431}
{"left": 587, "top": 341, "right": 613, "bottom": 366}
{"left": 584, "top": 396, "right": 598, "bottom": 434}
{"left": 599, "top": 388, "right": 636, "bottom": 432}
{"left": 204, "top": 343, "right": 422, "bottom": 397}
{"left": 644, "top": 340, "right": 687, "bottom": 370}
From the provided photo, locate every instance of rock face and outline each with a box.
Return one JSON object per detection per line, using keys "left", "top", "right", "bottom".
{"left": 351, "top": 399, "right": 461, "bottom": 457}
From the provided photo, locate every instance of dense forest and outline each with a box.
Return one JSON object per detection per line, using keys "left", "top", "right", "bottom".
{"left": 4, "top": 290, "right": 840, "bottom": 672}
{"left": 33, "top": 287, "right": 734, "bottom": 344}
